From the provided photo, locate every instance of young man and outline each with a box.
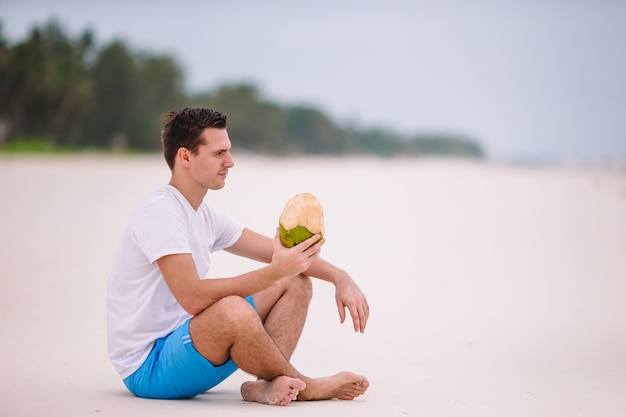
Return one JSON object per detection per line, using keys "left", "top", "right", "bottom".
{"left": 106, "top": 107, "right": 370, "bottom": 406}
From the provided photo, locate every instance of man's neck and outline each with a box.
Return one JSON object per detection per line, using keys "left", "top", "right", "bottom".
{"left": 168, "top": 177, "right": 207, "bottom": 211}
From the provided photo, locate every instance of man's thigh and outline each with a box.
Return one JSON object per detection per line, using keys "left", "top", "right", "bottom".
{"left": 124, "top": 297, "right": 254, "bottom": 399}
{"left": 252, "top": 278, "right": 293, "bottom": 322}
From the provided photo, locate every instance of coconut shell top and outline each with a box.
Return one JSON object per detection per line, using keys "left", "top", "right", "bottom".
{"left": 279, "top": 193, "right": 324, "bottom": 247}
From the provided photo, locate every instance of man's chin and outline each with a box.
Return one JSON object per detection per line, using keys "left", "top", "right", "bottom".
{"left": 209, "top": 182, "right": 226, "bottom": 191}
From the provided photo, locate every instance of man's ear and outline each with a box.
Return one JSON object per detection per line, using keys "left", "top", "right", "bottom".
{"left": 177, "top": 147, "right": 191, "bottom": 167}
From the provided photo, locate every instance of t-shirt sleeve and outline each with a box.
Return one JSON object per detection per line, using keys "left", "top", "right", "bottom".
{"left": 133, "top": 199, "right": 191, "bottom": 263}
{"left": 208, "top": 207, "right": 244, "bottom": 253}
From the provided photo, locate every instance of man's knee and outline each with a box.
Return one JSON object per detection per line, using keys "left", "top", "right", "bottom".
{"left": 189, "top": 296, "right": 260, "bottom": 366}
{"left": 197, "top": 296, "right": 259, "bottom": 329}
{"left": 291, "top": 274, "right": 313, "bottom": 303}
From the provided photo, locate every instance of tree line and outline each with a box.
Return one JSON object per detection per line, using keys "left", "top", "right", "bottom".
{"left": 0, "top": 20, "right": 484, "bottom": 158}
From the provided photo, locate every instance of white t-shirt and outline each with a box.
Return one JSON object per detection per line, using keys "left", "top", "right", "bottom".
{"left": 106, "top": 185, "right": 244, "bottom": 379}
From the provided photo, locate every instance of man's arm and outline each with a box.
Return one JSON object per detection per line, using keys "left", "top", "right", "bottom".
{"left": 224, "top": 228, "right": 274, "bottom": 263}
{"left": 227, "top": 228, "right": 370, "bottom": 333}
{"left": 157, "top": 253, "right": 273, "bottom": 315}
{"left": 158, "top": 230, "right": 323, "bottom": 315}
{"left": 303, "top": 257, "right": 370, "bottom": 333}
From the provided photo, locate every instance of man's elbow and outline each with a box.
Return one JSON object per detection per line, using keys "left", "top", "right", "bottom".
{"left": 180, "top": 297, "right": 207, "bottom": 316}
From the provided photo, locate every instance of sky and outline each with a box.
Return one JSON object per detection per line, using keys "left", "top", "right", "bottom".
{"left": 2, "top": 0, "right": 625, "bottom": 163}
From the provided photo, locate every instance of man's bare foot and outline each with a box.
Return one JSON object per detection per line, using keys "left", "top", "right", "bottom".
{"left": 298, "top": 371, "right": 370, "bottom": 401}
{"left": 241, "top": 376, "right": 306, "bottom": 406}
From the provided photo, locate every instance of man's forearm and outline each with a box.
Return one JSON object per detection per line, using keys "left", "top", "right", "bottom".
{"left": 305, "top": 257, "right": 349, "bottom": 286}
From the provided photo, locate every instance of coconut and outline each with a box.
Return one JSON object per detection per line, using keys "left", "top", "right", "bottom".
{"left": 279, "top": 193, "right": 325, "bottom": 248}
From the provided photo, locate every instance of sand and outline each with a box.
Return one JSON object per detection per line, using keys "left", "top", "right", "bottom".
{"left": 1, "top": 153, "right": 625, "bottom": 416}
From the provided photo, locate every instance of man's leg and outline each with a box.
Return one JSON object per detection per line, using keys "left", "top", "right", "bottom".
{"left": 252, "top": 274, "right": 313, "bottom": 360}
{"left": 188, "top": 279, "right": 369, "bottom": 405}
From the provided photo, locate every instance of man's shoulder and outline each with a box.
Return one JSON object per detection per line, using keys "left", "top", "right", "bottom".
{"left": 130, "top": 185, "right": 186, "bottom": 221}
{"left": 139, "top": 185, "right": 181, "bottom": 207}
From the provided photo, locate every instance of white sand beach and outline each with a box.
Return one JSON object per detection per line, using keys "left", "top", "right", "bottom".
{"left": 1, "top": 154, "right": 625, "bottom": 416}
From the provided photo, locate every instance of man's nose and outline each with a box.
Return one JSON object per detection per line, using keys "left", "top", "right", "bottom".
{"left": 225, "top": 152, "right": 235, "bottom": 168}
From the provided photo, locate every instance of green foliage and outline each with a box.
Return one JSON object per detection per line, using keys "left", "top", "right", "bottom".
{"left": 0, "top": 20, "right": 95, "bottom": 147}
{"left": 0, "top": 19, "right": 484, "bottom": 158}
{"left": 284, "top": 106, "right": 356, "bottom": 154}
{"left": 0, "top": 137, "right": 58, "bottom": 153}
{"left": 405, "top": 134, "right": 484, "bottom": 158}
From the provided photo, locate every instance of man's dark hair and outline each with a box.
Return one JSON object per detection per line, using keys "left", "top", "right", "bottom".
{"left": 161, "top": 107, "right": 227, "bottom": 170}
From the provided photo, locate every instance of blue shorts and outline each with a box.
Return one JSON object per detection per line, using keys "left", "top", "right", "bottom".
{"left": 124, "top": 295, "right": 256, "bottom": 399}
